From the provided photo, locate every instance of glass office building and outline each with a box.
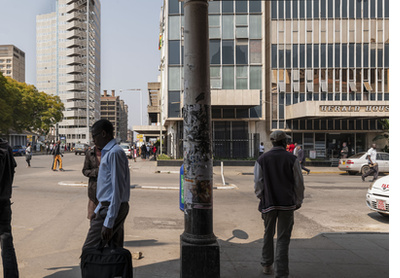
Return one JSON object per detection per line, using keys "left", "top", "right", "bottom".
{"left": 267, "top": 0, "right": 389, "bottom": 158}
{"left": 160, "top": 0, "right": 266, "bottom": 158}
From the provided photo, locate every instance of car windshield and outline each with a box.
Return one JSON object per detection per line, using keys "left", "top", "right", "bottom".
{"left": 76, "top": 144, "right": 84, "bottom": 148}
{"left": 348, "top": 153, "right": 365, "bottom": 159}
{"left": 120, "top": 145, "right": 129, "bottom": 149}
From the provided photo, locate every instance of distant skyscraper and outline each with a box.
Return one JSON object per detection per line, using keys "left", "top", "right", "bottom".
{"left": 36, "top": 0, "right": 101, "bottom": 144}
{"left": 100, "top": 90, "right": 128, "bottom": 142}
{"left": 0, "top": 45, "right": 25, "bottom": 83}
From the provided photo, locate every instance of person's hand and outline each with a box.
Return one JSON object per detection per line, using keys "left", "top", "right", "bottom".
{"left": 101, "top": 226, "right": 113, "bottom": 242}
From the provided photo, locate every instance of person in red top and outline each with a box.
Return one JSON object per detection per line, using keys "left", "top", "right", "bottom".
{"left": 287, "top": 142, "right": 295, "bottom": 153}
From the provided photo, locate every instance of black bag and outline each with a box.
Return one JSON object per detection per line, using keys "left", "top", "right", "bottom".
{"left": 80, "top": 243, "right": 133, "bottom": 278}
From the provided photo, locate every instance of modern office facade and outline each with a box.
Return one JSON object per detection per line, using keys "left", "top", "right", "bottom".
{"left": 0, "top": 45, "right": 25, "bottom": 83}
{"left": 100, "top": 90, "right": 128, "bottom": 142}
{"left": 159, "top": 0, "right": 266, "bottom": 158}
{"left": 267, "top": 0, "right": 389, "bottom": 158}
{"left": 36, "top": 0, "right": 101, "bottom": 145}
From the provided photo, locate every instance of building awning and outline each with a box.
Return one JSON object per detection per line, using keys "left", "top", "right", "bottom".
{"left": 349, "top": 82, "right": 357, "bottom": 92}
{"left": 364, "top": 82, "right": 373, "bottom": 92}
{"left": 133, "top": 125, "right": 166, "bottom": 137}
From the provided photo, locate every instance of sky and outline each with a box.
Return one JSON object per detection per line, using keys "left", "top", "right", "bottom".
{"left": 0, "top": 0, "right": 164, "bottom": 129}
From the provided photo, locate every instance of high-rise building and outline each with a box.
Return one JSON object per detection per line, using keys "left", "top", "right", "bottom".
{"left": 159, "top": 0, "right": 266, "bottom": 158}
{"left": 36, "top": 0, "right": 101, "bottom": 144}
{"left": 267, "top": 0, "right": 389, "bottom": 158}
{"left": 100, "top": 90, "right": 128, "bottom": 142}
{"left": 0, "top": 45, "right": 25, "bottom": 83}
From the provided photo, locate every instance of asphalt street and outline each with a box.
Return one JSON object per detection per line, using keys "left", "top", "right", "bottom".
{"left": 2, "top": 153, "right": 389, "bottom": 277}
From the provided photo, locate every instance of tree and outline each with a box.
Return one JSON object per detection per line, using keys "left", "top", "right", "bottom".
{"left": 0, "top": 73, "right": 64, "bottom": 135}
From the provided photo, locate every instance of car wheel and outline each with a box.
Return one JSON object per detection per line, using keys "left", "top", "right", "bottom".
{"left": 361, "top": 165, "right": 370, "bottom": 175}
{"left": 347, "top": 171, "right": 357, "bottom": 175}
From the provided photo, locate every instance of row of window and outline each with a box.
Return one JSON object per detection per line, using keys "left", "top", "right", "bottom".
{"left": 271, "top": 0, "right": 389, "bottom": 20}
{"left": 273, "top": 118, "right": 387, "bottom": 131}
{"left": 169, "top": 0, "right": 262, "bottom": 15}
{"left": 271, "top": 68, "right": 389, "bottom": 94}
{"left": 272, "top": 43, "right": 389, "bottom": 69}
{"left": 169, "top": 39, "right": 262, "bottom": 66}
{"left": 168, "top": 65, "right": 262, "bottom": 91}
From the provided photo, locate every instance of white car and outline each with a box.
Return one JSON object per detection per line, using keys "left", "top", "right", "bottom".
{"left": 120, "top": 144, "right": 132, "bottom": 159}
{"left": 338, "top": 152, "right": 389, "bottom": 175}
{"left": 366, "top": 175, "right": 389, "bottom": 217}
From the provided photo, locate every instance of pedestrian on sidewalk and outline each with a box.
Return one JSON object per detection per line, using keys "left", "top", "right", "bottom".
{"left": 362, "top": 143, "right": 379, "bottom": 182}
{"left": 82, "top": 146, "right": 101, "bottom": 219}
{"left": 0, "top": 138, "right": 19, "bottom": 277}
{"left": 25, "top": 143, "right": 32, "bottom": 168}
{"left": 51, "top": 140, "right": 64, "bottom": 171}
{"left": 340, "top": 142, "right": 349, "bottom": 158}
{"left": 254, "top": 130, "right": 304, "bottom": 277}
{"left": 82, "top": 119, "right": 130, "bottom": 250}
{"left": 296, "top": 145, "right": 310, "bottom": 175}
{"left": 259, "top": 142, "right": 265, "bottom": 156}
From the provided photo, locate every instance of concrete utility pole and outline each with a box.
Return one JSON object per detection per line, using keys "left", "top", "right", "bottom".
{"left": 180, "top": 0, "right": 220, "bottom": 277}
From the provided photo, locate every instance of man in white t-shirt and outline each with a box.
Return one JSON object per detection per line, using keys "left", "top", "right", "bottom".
{"left": 259, "top": 142, "right": 265, "bottom": 156}
{"left": 362, "top": 143, "right": 379, "bottom": 182}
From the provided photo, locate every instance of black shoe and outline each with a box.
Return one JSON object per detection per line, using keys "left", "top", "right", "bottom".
{"left": 361, "top": 176, "right": 365, "bottom": 182}
{"left": 307, "top": 170, "right": 310, "bottom": 175}
{"left": 60, "top": 168, "right": 65, "bottom": 172}
{"left": 52, "top": 169, "right": 57, "bottom": 171}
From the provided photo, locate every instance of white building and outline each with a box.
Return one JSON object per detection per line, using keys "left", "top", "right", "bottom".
{"left": 36, "top": 0, "right": 101, "bottom": 144}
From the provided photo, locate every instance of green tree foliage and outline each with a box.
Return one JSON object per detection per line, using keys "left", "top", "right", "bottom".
{"left": 0, "top": 73, "right": 64, "bottom": 135}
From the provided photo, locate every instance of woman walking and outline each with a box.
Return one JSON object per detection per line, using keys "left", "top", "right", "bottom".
{"left": 25, "top": 143, "right": 32, "bottom": 167}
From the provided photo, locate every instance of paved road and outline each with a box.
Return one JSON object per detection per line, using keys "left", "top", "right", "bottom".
{"left": 3, "top": 153, "right": 389, "bottom": 277}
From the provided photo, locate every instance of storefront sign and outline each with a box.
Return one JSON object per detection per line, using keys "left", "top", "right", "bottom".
{"left": 320, "top": 105, "right": 389, "bottom": 113}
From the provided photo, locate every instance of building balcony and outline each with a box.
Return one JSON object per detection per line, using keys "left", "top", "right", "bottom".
{"left": 66, "top": 11, "right": 86, "bottom": 22}
{"left": 66, "top": 56, "right": 86, "bottom": 66}
{"left": 66, "top": 29, "right": 86, "bottom": 40}
{"left": 66, "top": 1, "right": 87, "bottom": 13}
{"left": 64, "top": 101, "right": 86, "bottom": 109}
{"left": 64, "top": 92, "right": 87, "bottom": 101}
{"left": 66, "top": 65, "right": 86, "bottom": 74}
{"left": 66, "top": 38, "right": 86, "bottom": 48}
{"left": 66, "top": 48, "right": 86, "bottom": 57}
{"left": 64, "top": 110, "right": 87, "bottom": 118}
{"left": 67, "top": 83, "right": 87, "bottom": 91}
{"left": 66, "top": 74, "right": 86, "bottom": 83}
{"left": 66, "top": 21, "right": 86, "bottom": 31}
{"left": 61, "top": 119, "right": 88, "bottom": 126}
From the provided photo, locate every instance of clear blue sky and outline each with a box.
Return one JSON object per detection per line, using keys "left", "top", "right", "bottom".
{"left": 0, "top": 0, "right": 163, "bottom": 128}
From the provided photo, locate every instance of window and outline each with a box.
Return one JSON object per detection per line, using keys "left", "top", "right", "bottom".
{"left": 293, "top": 44, "right": 298, "bottom": 68}
{"left": 169, "top": 40, "right": 180, "bottom": 65}
{"left": 222, "top": 15, "right": 234, "bottom": 39}
{"left": 210, "top": 66, "right": 221, "bottom": 89}
{"left": 249, "top": 1, "right": 261, "bottom": 13}
{"left": 250, "top": 40, "right": 262, "bottom": 64}
{"left": 306, "top": 0, "right": 312, "bottom": 19}
{"left": 314, "top": 44, "right": 319, "bottom": 68}
{"left": 314, "top": 0, "right": 319, "bottom": 18}
{"left": 250, "top": 66, "right": 262, "bottom": 89}
{"left": 293, "top": 0, "right": 298, "bottom": 19}
{"left": 236, "top": 40, "right": 248, "bottom": 65}
{"left": 307, "top": 44, "right": 312, "bottom": 68}
{"left": 349, "top": 0, "right": 355, "bottom": 18}
{"left": 236, "top": 66, "right": 248, "bottom": 89}
{"left": 168, "top": 16, "right": 180, "bottom": 40}
{"left": 222, "top": 40, "right": 234, "bottom": 64}
{"left": 209, "top": 15, "right": 220, "bottom": 39}
{"left": 271, "top": 0, "right": 277, "bottom": 19}
{"left": 300, "top": 44, "right": 305, "bottom": 68}
{"left": 208, "top": 1, "right": 220, "bottom": 14}
{"left": 222, "top": 1, "right": 233, "bottom": 14}
{"left": 169, "top": 0, "right": 179, "bottom": 14}
{"left": 222, "top": 66, "right": 234, "bottom": 89}
{"left": 363, "top": 44, "right": 369, "bottom": 67}
{"left": 249, "top": 15, "right": 262, "bottom": 39}
{"left": 168, "top": 67, "right": 181, "bottom": 90}
{"left": 286, "top": 0, "right": 291, "bottom": 19}
{"left": 210, "top": 40, "right": 221, "bottom": 64}
{"left": 342, "top": 0, "right": 348, "bottom": 18}
{"left": 328, "top": 0, "right": 333, "bottom": 18}
{"left": 342, "top": 44, "right": 347, "bottom": 68}
{"left": 236, "top": 1, "right": 247, "bottom": 14}
{"left": 168, "top": 91, "right": 180, "bottom": 118}
{"left": 328, "top": 44, "right": 333, "bottom": 67}
{"left": 272, "top": 44, "right": 277, "bottom": 68}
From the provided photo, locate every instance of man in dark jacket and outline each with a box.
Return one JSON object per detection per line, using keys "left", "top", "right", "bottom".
{"left": 254, "top": 130, "right": 304, "bottom": 277}
{"left": 82, "top": 146, "right": 101, "bottom": 219}
{"left": 0, "top": 138, "right": 19, "bottom": 277}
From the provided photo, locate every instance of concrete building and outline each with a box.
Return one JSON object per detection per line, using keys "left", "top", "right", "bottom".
{"left": 0, "top": 45, "right": 25, "bottom": 83}
{"left": 159, "top": 0, "right": 266, "bottom": 158}
{"left": 36, "top": 0, "right": 101, "bottom": 145}
{"left": 267, "top": 0, "right": 389, "bottom": 158}
{"left": 100, "top": 90, "right": 128, "bottom": 142}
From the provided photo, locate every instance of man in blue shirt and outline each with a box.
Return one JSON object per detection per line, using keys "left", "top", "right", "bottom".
{"left": 82, "top": 119, "right": 130, "bottom": 249}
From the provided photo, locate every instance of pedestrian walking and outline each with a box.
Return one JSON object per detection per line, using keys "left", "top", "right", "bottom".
{"left": 82, "top": 119, "right": 130, "bottom": 250}
{"left": 52, "top": 140, "right": 64, "bottom": 171}
{"left": 133, "top": 147, "right": 137, "bottom": 162}
{"left": 292, "top": 143, "right": 298, "bottom": 156}
{"left": 296, "top": 145, "right": 310, "bottom": 175}
{"left": 340, "top": 142, "right": 349, "bottom": 158}
{"left": 259, "top": 142, "right": 265, "bottom": 156}
{"left": 82, "top": 146, "right": 101, "bottom": 220}
{"left": 0, "top": 138, "right": 20, "bottom": 277}
{"left": 25, "top": 143, "right": 32, "bottom": 168}
{"left": 254, "top": 130, "right": 304, "bottom": 277}
{"left": 141, "top": 144, "right": 146, "bottom": 160}
{"left": 362, "top": 143, "right": 379, "bottom": 182}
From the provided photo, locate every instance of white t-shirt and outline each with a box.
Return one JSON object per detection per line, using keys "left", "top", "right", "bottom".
{"left": 259, "top": 144, "right": 265, "bottom": 153}
{"left": 367, "top": 148, "right": 377, "bottom": 163}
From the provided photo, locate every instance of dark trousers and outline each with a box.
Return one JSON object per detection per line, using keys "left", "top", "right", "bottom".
{"left": 300, "top": 162, "right": 310, "bottom": 173}
{"left": 362, "top": 164, "right": 379, "bottom": 180}
{"left": 262, "top": 210, "right": 294, "bottom": 278}
{"left": 82, "top": 202, "right": 129, "bottom": 250}
{"left": 0, "top": 200, "right": 19, "bottom": 278}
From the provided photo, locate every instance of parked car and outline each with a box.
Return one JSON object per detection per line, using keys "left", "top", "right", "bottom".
{"left": 338, "top": 152, "right": 389, "bottom": 175}
{"left": 366, "top": 175, "right": 389, "bottom": 217}
{"left": 12, "top": 145, "right": 26, "bottom": 156}
{"left": 75, "top": 143, "right": 89, "bottom": 155}
{"left": 120, "top": 144, "right": 132, "bottom": 159}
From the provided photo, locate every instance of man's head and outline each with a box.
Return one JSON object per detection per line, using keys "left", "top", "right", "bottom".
{"left": 91, "top": 119, "right": 114, "bottom": 149}
{"left": 372, "top": 143, "right": 377, "bottom": 149}
{"left": 270, "top": 130, "right": 291, "bottom": 147}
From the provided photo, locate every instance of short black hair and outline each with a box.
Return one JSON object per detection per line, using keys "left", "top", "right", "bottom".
{"left": 92, "top": 119, "right": 114, "bottom": 136}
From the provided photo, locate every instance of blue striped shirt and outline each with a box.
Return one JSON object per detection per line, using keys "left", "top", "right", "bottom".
{"left": 94, "top": 139, "right": 130, "bottom": 228}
